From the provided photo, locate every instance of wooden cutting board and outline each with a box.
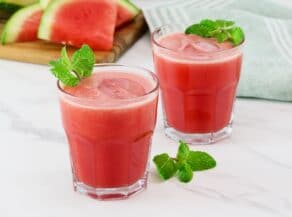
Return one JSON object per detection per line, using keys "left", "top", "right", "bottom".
{"left": 0, "top": 12, "right": 147, "bottom": 65}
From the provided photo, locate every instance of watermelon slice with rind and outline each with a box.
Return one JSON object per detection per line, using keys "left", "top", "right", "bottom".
{"left": 1, "top": 3, "right": 42, "bottom": 44}
{"left": 39, "top": 0, "right": 140, "bottom": 28}
{"left": 38, "top": 0, "right": 117, "bottom": 51}
{"left": 116, "top": 0, "right": 140, "bottom": 28}
{"left": 0, "top": 0, "right": 38, "bottom": 12}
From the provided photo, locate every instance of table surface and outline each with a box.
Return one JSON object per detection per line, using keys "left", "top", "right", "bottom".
{"left": 1, "top": 1, "right": 292, "bottom": 217}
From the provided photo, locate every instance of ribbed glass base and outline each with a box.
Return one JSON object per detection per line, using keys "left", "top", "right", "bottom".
{"left": 164, "top": 122, "right": 232, "bottom": 145}
{"left": 73, "top": 173, "right": 148, "bottom": 200}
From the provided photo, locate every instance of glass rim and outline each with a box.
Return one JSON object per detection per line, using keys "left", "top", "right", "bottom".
{"left": 57, "top": 63, "right": 159, "bottom": 103}
{"left": 151, "top": 23, "right": 245, "bottom": 58}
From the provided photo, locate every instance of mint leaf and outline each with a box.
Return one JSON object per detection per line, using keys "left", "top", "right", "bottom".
{"left": 185, "top": 19, "right": 244, "bottom": 46}
{"left": 49, "top": 45, "right": 95, "bottom": 87}
{"left": 72, "top": 45, "right": 95, "bottom": 77}
{"left": 214, "top": 32, "right": 229, "bottom": 42}
{"left": 60, "top": 46, "right": 71, "bottom": 68}
{"left": 153, "top": 153, "right": 177, "bottom": 180}
{"left": 49, "top": 47, "right": 79, "bottom": 87}
{"left": 176, "top": 140, "right": 190, "bottom": 161}
{"left": 177, "top": 162, "right": 193, "bottom": 183}
{"left": 200, "top": 19, "right": 217, "bottom": 31}
{"left": 229, "top": 27, "right": 244, "bottom": 46}
{"left": 185, "top": 24, "right": 210, "bottom": 37}
{"left": 187, "top": 151, "right": 216, "bottom": 171}
{"left": 216, "top": 19, "right": 234, "bottom": 28}
{"left": 49, "top": 60, "right": 79, "bottom": 87}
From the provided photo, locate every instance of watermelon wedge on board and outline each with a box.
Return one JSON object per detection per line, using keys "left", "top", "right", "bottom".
{"left": 39, "top": 0, "right": 140, "bottom": 28}
{"left": 38, "top": 0, "right": 117, "bottom": 50}
{"left": 116, "top": 0, "right": 140, "bottom": 28}
{"left": 1, "top": 3, "right": 42, "bottom": 44}
{"left": 0, "top": 0, "right": 38, "bottom": 12}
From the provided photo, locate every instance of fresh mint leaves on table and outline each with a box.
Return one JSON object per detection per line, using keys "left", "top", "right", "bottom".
{"left": 153, "top": 141, "right": 216, "bottom": 183}
{"left": 185, "top": 19, "right": 244, "bottom": 46}
{"left": 49, "top": 44, "right": 95, "bottom": 87}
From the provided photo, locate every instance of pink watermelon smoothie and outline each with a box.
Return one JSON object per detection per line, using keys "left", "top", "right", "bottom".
{"left": 59, "top": 70, "right": 158, "bottom": 188}
{"left": 153, "top": 33, "right": 243, "bottom": 133}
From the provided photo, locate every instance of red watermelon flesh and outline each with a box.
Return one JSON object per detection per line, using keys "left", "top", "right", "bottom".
{"left": 18, "top": 10, "right": 42, "bottom": 41}
{"left": 116, "top": 0, "right": 140, "bottom": 28}
{"left": 49, "top": 0, "right": 117, "bottom": 50}
{"left": 1, "top": 4, "right": 43, "bottom": 44}
{"left": 116, "top": 4, "right": 135, "bottom": 27}
{"left": 39, "top": 0, "right": 139, "bottom": 28}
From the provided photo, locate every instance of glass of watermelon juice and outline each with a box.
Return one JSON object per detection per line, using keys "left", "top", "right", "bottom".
{"left": 151, "top": 24, "right": 243, "bottom": 145}
{"left": 58, "top": 64, "right": 159, "bottom": 200}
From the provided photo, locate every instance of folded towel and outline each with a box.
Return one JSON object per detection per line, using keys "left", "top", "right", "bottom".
{"left": 143, "top": 0, "right": 292, "bottom": 102}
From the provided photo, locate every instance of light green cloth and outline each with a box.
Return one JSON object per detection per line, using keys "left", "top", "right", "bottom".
{"left": 143, "top": 0, "right": 292, "bottom": 102}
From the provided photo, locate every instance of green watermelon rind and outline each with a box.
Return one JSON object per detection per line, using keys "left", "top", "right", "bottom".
{"left": 118, "top": 0, "right": 140, "bottom": 16}
{"left": 0, "top": 0, "right": 37, "bottom": 7}
{"left": 38, "top": 0, "right": 69, "bottom": 41}
{"left": 0, "top": 0, "right": 38, "bottom": 13}
{"left": 1, "top": 0, "right": 37, "bottom": 6}
{"left": 1, "top": 3, "right": 42, "bottom": 44}
{"left": 0, "top": 2, "right": 21, "bottom": 12}
{"left": 39, "top": 0, "right": 50, "bottom": 9}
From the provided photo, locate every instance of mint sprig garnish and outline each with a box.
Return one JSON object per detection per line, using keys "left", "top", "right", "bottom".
{"left": 177, "top": 162, "right": 193, "bottom": 183}
{"left": 153, "top": 141, "right": 216, "bottom": 183}
{"left": 185, "top": 19, "right": 244, "bottom": 46}
{"left": 49, "top": 44, "right": 95, "bottom": 87}
{"left": 153, "top": 153, "right": 177, "bottom": 180}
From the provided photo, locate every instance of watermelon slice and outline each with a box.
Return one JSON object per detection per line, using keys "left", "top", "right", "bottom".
{"left": 0, "top": 0, "right": 38, "bottom": 12}
{"left": 39, "top": 0, "right": 139, "bottom": 28}
{"left": 38, "top": 0, "right": 117, "bottom": 51}
{"left": 1, "top": 3, "right": 42, "bottom": 44}
{"left": 116, "top": 0, "right": 140, "bottom": 28}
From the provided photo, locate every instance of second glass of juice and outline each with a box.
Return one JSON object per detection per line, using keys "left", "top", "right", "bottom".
{"left": 152, "top": 24, "right": 243, "bottom": 145}
{"left": 58, "top": 64, "right": 159, "bottom": 200}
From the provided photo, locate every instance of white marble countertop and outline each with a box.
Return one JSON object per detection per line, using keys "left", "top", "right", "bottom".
{"left": 1, "top": 1, "right": 292, "bottom": 217}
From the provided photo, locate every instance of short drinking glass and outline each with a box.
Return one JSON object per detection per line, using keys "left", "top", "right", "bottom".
{"left": 58, "top": 64, "right": 159, "bottom": 200}
{"left": 151, "top": 24, "right": 243, "bottom": 145}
